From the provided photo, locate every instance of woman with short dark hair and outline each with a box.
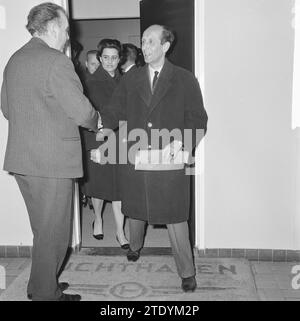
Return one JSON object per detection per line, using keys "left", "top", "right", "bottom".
{"left": 81, "top": 39, "right": 129, "bottom": 249}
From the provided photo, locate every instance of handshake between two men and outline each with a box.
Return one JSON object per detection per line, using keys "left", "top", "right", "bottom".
{"left": 90, "top": 130, "right": 189, "bottom": 170}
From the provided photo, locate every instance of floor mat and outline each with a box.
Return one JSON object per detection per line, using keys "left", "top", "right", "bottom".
{"left": 0, "top": 255, "right": 258, "bottom": 301}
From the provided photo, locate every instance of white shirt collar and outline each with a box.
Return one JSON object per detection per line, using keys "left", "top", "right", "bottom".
{"left": 148, "top": 64, "right": 164, "bottom": 87}
{"left": 148, "top": 64, "right": 163, "bottom": 79}
{"left": 124, "top": 63, "right": 136, "bottom": 73}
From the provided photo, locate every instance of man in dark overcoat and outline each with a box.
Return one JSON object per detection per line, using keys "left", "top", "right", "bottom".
{"left": 93, "top": 25, "right": 208, "bottom": 292}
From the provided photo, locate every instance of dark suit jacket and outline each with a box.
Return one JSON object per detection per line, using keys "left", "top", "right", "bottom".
{"left": 1, "top": 37, "right": 98, "bottom": 178}
{"left": 124, "top": 64, "right": 137, "bottom": 75}
{"left": 101, "top": 59, "right": 208, "bottom": 224}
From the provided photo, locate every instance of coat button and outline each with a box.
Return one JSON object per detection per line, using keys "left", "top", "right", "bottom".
{"left": 147, "top": 122, "right": 153, "bottom": 128}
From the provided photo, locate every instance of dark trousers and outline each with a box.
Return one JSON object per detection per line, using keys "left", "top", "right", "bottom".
{"left": 129, "top": 218, "right": 195, "bottom": 278}
{"left": 15, "top": 174, "right": 73, "bottom": 301}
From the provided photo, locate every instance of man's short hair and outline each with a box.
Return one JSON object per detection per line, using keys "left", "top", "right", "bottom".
{"left": 160, "top": 25, "right": 175, "bottom": 47}
{"left": 26, "top": 2, "right": 66, "bottom": 36}
{"left": 86, "top": 50, "right": 98, "bottom": 60}
{"left": 122, "top": 43, "right": 138, "bottom": 63}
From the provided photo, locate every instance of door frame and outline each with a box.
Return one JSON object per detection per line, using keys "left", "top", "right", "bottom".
{"left": 60, "top": 0, "right": 82, "bottom": 250}
{"left": 194, "top": 0, "right": 206, "bottom": 250}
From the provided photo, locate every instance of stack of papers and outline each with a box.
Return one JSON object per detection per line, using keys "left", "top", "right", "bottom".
{"left": 135, "top": 149, "right": 189, "bottom": 171}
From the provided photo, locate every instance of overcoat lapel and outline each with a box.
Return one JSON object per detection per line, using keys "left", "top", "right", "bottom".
{"left": 147, "top": 60, "right": 174, "bottom": 116}
{"left": 136, "top": 66, "right": 152, "bottom": 107}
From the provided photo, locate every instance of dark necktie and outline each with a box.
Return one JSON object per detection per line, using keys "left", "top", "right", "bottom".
{"left": 152, "top": 71, "right": 159, "bottom": 93}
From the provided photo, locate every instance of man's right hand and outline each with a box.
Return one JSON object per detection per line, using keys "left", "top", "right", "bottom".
{"left": 96, "top": 129, "right": 105, "bottom": 141}
{"left": 90, "top": 149, "right": 101, "bottom": 164}
{"left": 96, "top": 128, "right": 113, "bottom": 141}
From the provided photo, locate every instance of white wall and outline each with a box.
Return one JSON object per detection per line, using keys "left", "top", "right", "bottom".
{"left": 203, "top": 0, "right": 297, "bottom": 249}
{"left": 71, "top": 0, "right": 140, "bottom": 19}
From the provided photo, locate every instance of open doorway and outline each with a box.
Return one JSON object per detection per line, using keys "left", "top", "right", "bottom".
{"left": 70, "top": 18, "right": 141, "bottom": 69}
{"left": 68, "top": 0, "right": 197, "bottom": 251}
{"left": 68, "top": 7, "right": 171, "bottom": 250}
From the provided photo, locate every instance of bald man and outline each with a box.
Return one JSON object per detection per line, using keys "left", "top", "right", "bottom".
{"left": 85, "top": 50, "right": 100, "bottom": 75}
{"left": 94, "top": 25, "right": 208, "bottom": 292}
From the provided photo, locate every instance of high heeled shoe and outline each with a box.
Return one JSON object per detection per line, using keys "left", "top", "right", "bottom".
{"left": 116, "top": 235, "right": 129, "bottom": 250}
{"left": 92, "top": 221, "right": 104, "bottom": 240}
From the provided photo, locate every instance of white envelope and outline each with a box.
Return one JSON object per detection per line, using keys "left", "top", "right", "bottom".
{"left": 135, "top": 149, "right": 189, "bottom": 171}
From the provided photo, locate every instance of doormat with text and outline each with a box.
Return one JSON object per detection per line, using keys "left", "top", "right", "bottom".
{"left": 0, "top": 255, "right": 258, "bottom": 301}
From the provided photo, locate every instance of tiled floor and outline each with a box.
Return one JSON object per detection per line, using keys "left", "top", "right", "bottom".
{"left": 0, "top": 258, "right": 31, "bottom": 297}
{"left": 251, "top": 261, "right": 300, "bottom": 301}
{"left": 1, "top": 257, "right": 300, "bottom": 300}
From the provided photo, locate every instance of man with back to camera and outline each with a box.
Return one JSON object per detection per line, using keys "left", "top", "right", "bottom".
{"left": 120, "top": 43, "right": 138, "bottom": 74}
{"left": 92, "top": 24, "right": 208, "bottom": 292}
{"left": 0, "top": 2, "right": 101, "bottom": 301}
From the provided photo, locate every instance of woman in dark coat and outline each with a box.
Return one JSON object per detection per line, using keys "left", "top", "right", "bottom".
{"left": 82, "top": 39, "right": 129, "bottom": 248}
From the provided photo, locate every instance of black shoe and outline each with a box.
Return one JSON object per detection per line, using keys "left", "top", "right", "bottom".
{"left": 116, "top": 235, "right": 130, "bottom": 250}
{"left": 181, "top": 276, "right": 197, "bottom": 292}
{"left": 27, "top": 282, "right": 70, "bottom": 300}
{"left": 82, "top": 194, "right": 88, "bottom": 207}
{"left": 88, "top": 197, "right": 94, "bottom": 210}
{"left": 127, "top": 248, "right": 141, "bottom": 262}
{"left": 92, "top": 221, "right": 104, "bottom": 240}
{"left": 58, "top": 293, "right": 81, "bottom": 301}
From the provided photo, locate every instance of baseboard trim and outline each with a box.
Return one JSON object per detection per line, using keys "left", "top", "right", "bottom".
{"left": 196, "top": 248, "right": 300, "bottom": 262}
{"left": 1, "top": 245, "right": 299, "bottom": 262}
{"left": 79, "top": 246, "right": 173, "bottom": 256}
{"left": 0, "top": 245, "right": 32, "bottom": 258}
